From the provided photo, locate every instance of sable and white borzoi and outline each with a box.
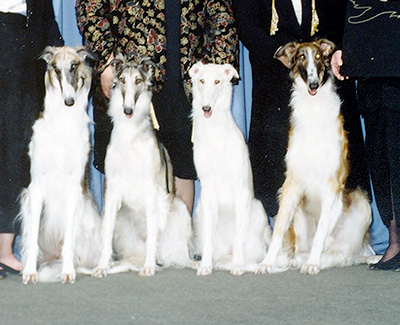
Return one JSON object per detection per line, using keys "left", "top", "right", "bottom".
{"left": 189, "top": 62, "right": 271, "bottom": 276}
{"left": 256, "top": 39, "right": 377, "bottom": 275}
{"left": 20, "top": 46, "right": 102, "bottom": 284}
{"left": 92, "top": 55, "right": 192, "bottom": 278}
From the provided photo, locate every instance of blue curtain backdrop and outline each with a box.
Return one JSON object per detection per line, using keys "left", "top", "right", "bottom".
{"left": 52, "top": 0, "right": 387, "bottom": 254}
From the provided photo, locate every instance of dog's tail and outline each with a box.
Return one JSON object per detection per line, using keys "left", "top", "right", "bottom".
{"left": 157, "top": 197, "right": 192, "bottom": 268}
{"left": 37, "top": 260, "right": 100, "bottom": 282}
{"left": 36, "top": 260, "right": 63, "bottom": 282}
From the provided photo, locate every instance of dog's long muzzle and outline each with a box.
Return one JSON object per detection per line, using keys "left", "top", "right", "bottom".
{"left": 308, "top": 81, "right": 319, "bottom": 96}
{"left": 202, "top": 105, "right": 212, "bottom": 118}
{"left": 64, "top": 97, "right": 75, "bottom": 107}
{"left": 124, "top": 106, "right": 134, "bottom": 118}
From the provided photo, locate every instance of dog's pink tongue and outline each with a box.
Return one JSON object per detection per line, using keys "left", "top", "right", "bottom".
{"left": 125, "top": 113, "right": 133, "bottom": 119}
{"left": 204, "top": 111, "right": 212, "bottom": 119}
{"left": 308, "top": 89, "right": 318, "bottom": 96}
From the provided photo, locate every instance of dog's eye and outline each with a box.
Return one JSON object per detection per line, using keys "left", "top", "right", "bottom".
{"left": 135, "top": 78, "right": 142, "bottom": 85}
{"left": 315, "top": 53, "right": 321, "bottom": 60}
{"left": 298, "top": 54, "right": 305, "bottom": 61}
{"left": 214, "top": 80, "right": 220, "bottom": 85}
{"left": 119, "top": 76, "right": 125, "bottom": 84}
{"left": 200, "top": 79, "right": 205, "bottom": 84}
{"left": 70, "top": 63, "right": 79, "bottom": 71}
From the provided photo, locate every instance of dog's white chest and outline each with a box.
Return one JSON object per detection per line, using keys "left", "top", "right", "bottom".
{"left": 287, "top": 85, "right": 343, "bottom": 182}
{"left": 30, "top": 110, "right": 90, "bottom": 177}
{"left": 106, "top": 125, "right": 163, "bottom": 203}
{"left": 194, "top": 118, "right": 250, "bottom": 180}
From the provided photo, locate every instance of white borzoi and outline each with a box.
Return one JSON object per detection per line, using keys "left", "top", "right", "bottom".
{"left": 20, "top": 46, "right": 102, "bottom": 284}
{"left": 92, "top": 55, "right": 192, "bottom": 278}
{"left": 256, "top": 39, "right": 377, "bottom": 275}
{"left": 189, "top": 62, "right": 271, "bottom": 276}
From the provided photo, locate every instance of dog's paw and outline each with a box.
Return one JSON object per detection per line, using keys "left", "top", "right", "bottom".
{"left": 92, "top": 267, "right": 109, "bottom": 278}
{"left": 139, "top": 266, "right": 155, "bottom": 277}
{"left": 61, "top": 272, "right": 76, "bottom": 284}
{"left": 231, "top": 266, "right": 245, "bottom": 276}
{"left": 197, "top": 266, "right": 212, "bottom": 276}
{"left": 189, "top": 260, "right": 201, "bottom": 270}
{"left": 289, "top": 258, "right": 299, "bottom": 268}
{"left": 22, "top": 273, "right": 37, "bottom": 285}
{"left": 254, "top": 263, "right": 273, "bottom": 275}
{"left": 300, "top": 264, "right": 320, "bottom": 275}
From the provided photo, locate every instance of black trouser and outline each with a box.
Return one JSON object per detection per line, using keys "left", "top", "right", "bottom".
{"left": 358, "top": 78, "right": 400, "bottom": 229}
{"left": 0, "top": 13, "right": 43, "bottom": 233}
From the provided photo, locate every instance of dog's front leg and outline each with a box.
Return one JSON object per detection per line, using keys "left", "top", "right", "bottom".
{"left": 21, "top": 187, "right": 43, "bottom": 284}
{"left": 60, "top": 190, "right": 80, "bottom": 284}
{"left": 139, "top": 191, "right": 161, "bottom": 277}
{"left": 256, "top": 178, "right": 301, "bottom": 274}
{"left": 231, "top": 192, "right": 251, "bottom": 275}
{"left": 92, "top": 193, "right": 120, "bottom": 278}
{"left": 301, "top": 192, "right": 342, "bottom": 275}
{"left": 197, "top": 191, "right": 217, "bottom": 276}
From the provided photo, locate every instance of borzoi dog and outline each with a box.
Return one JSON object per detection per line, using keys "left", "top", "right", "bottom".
{"left": 92, "top": 55, "right": 192, "bottom": 278}
{"left": 256, "top": 39, "right": 376, "bottom": 275}
{"left": 20, "top": 46, "right": 101, "bottom": 284}
{"left": 189, "top": 62, "right": 271, "bottom": 276}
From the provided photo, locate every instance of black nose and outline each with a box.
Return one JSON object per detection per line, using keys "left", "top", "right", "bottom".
{"left": 64, "top": 98, "right": 75, "bottom": 106}
{"left": 309, "top": 82, "right": 319, "bottom": 90}
{"left": 124, "top": 107, "right": 133, "bottom": 115}
{"left": 202, "top": 105, "right": 211, "bottom": 112}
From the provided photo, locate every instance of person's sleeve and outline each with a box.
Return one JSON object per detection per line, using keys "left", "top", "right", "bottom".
{"left": 231, "top": 0, "right": 281, "bottom": 62}
{"left": 203, "top": 0, "right": 239, "bottom": 69}
{"left": 75, "top": 0, "right": 116, "bottom": 74}
{"left": 43, "top": 0, "right": 64, "bottom": 47}
{"left": 318, "top": 0, "right": 347, "bottom": 49}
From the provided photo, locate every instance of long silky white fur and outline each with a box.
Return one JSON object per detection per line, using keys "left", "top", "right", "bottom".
{"left": 92, "top": 56, "right": 192, "bottom": 278}
{"left": 190, "top": 62, "right": 271, "bottom": 276}
{"left": 257, "top": 41, "right": 378, "bottom": 275}
{"left": 20, "top": 46, "right": 102, "bottom": 284}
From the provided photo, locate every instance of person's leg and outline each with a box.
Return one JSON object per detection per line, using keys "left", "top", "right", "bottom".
{"left": 366, "top": 79, "right": 400, "bottom": 269}
{"left": 0, "top": 233, "right": 22, "bottom": 272}
{"left": 377, "top": 82, "right": 400, "bottom": 263}
{"left": 175, "top": 177, "right": 195, "bottom": 215}
{"left": 248, "top": 65, "right": 292, "bottom": 218}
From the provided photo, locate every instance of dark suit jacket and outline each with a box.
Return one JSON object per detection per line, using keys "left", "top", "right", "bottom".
{"left": 232, "top": 0, "right": 347, "bottom": 68}
{"left": 26, "top": 0, "right": 64, "bottom": 56}
{"left": 25, "top": 0, "right": 64, "bottom": 104}
{"left": 231, "top": 0, "right": 353, "bottom": 216}
{"left": 341, "top": 0, "right": 400, "bottom": 77}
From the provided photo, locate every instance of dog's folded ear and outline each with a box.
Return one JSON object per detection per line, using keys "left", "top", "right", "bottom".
{"left": 75, "top": 46, "right": 96, "bottom": 66}
{"left": 40, "top": 46, "right": 58, "bottom": 63}
{"left": 274, "top": 42, "right": 297, "bottom": 61}
{"left": 110, "top": 54, "right": 126, "bottom": 75}
{"left": 222, "top": 64, "right": 239, "bottom": 82}
{"left": 139, "top": 57, "right": 156, "bottom": 78}
{"left": 318, "top": 39, "right": 336, "bottom": 58}
{"left": 189, "top": 61, "right": 204, "bottom": 79}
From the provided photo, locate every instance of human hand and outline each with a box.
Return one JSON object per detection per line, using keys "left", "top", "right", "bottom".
{"left": 100, "top": 53, "right": 115, "bottom": 98}
{"left": 330, "top": 50, "right": 347, "bottom": 81}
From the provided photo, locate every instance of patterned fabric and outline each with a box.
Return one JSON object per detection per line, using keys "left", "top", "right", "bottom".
{"left": 75, "top": 0, "right": 238, "bottom": 96}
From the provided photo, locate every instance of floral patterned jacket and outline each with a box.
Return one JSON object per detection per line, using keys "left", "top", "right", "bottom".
{"left": 75, "top": 0, "right": 238, "bottom": 96}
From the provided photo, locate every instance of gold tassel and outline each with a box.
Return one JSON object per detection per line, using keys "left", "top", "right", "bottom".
{"left": 149, "top": 102, "right": 160, "bottom": 130}
{"left": 270, "top": 0, "right": 279, "bottom": 35}
{"left": 310, "top": 0, "right": 319, "bottom": 36}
